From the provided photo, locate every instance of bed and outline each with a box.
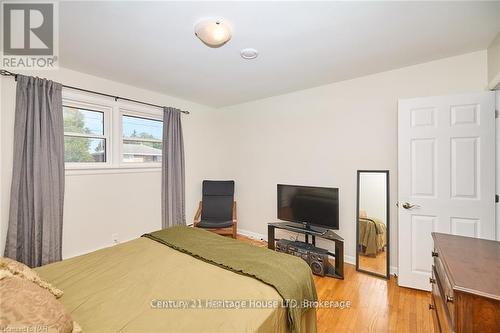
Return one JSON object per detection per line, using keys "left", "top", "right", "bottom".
{"left": 358, "top": 217, "right": 386, "bottom": 256}
{"left": 34, "top": 227, "right": 317, "bottom": 333}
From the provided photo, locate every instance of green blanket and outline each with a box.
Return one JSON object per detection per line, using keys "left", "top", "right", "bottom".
{"left": 143, "top": 226, "right": 317, "bottom": 333}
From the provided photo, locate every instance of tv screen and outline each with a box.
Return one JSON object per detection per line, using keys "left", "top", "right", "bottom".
{"left": 277, "top": 184, "right": 339, "bottom": 230}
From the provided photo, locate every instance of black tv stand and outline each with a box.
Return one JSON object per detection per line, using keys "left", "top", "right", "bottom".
{"left": 282, "top": 223, "right": 326, "bottom": 236}
{"left": 267, "top": 222, "right": 344, "bottom": 279}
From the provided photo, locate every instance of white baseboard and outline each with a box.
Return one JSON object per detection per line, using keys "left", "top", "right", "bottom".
{"left": 238, "top": 229, "right": 398, "bottom": 276}
{"left": 344, "top": 254, "right": 356, "bottom": 266}
{"left": 238, "top": 228, "right": 268, "bottom": 241}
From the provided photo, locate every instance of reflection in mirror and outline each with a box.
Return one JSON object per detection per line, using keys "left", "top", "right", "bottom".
{"left": 356, "top": 170, "right": 389, "bottom": 279}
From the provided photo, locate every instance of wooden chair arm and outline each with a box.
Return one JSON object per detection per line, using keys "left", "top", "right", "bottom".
{"left": 232, "top": 201, "right": 237, "bottom": 223}
{"left": 232, "top": 201, "right": 238, "bottom": 239}
{"left": 193, "top": 201, "right": 202, "bottom": 226}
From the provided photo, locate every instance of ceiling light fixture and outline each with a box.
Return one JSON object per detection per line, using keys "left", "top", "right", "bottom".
{"left": 194, "top": 19, "right": 232, "bottom": 48}
{"left": 240, "top": 48, "right": 258, "bottom": 60}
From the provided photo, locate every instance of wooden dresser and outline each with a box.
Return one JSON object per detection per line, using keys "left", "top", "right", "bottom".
{"left": 430, "top": 233, "right": 500, "bottom": 333}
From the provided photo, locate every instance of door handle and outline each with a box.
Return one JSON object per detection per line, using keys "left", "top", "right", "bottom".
{"left": 401, "top": 202, "right": 420, "bottom": 210}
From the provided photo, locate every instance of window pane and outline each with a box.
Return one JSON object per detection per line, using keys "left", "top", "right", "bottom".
{"left": 64, "top": 136, "right": 106, "bottom": 163}
{"left": 123, "top": 140, "right": 162, "bottom": 163}
{"left": 122, "top": 115, "right": 162, "bottom": 141}
{"left": 63, "top": 107, "right": 104, "bottom": 135}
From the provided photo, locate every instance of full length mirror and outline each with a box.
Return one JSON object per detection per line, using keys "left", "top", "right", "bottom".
{"left": 356, "top": 170, "right": 390, "bottom": 279}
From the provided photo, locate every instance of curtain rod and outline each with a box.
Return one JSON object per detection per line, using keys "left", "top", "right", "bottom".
{"left": 0, "top": 69, "right": 190, "bottom": 115}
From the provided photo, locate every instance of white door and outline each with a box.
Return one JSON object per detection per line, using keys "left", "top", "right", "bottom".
{"left": 398, "top": 91, "right": 496, "bottom": 291}
{"left": 496, "top": 91, "right": 500, "bottom": 241}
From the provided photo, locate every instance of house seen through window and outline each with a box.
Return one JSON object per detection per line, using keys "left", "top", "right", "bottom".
{"left": 122, "top": 115, "right": 163, "bottom": 163}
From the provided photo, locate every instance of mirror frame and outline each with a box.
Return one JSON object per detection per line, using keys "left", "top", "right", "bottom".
{"left": 356, "top": 170, "right": 390, "bottom": 279}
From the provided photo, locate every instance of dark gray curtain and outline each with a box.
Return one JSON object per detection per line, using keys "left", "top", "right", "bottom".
{"left": 4, "top": 75, "right": 65, "bottom": 268}
{"left": 161, "top": 107, "right": 186, "bottom": 228}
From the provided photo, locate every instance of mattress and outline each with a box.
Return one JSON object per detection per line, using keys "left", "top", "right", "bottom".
{"left": 35, "top": 237, "right": 316, "bottom": 333}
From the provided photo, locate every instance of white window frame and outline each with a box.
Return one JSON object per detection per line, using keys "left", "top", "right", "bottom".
{"left": 62, "top": 89, "right": 164, "bottom": 174}
{"left": 118, "top": 105, "right": 163, "bottom": 169}
{"left": 63, "top": 91, "right": 112, "bottom": 170}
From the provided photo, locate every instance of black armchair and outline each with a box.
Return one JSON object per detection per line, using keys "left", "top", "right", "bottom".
{"left": 193, "top": 180, "right": 237, "bottom": 238}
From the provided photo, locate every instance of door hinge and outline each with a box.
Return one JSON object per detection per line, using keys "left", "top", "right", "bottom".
{"left": 496, "top": 110, "right": 499, "bottom": 118}
{"left": 496, "top": 194, "right": 499, "bottom": 203}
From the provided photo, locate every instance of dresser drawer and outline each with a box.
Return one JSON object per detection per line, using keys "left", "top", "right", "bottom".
{"left": 431, "top": 233, "right": 500, "bottom": 333}
{"left": 430, "top": 291, "right": 441, "bottom": 333}
{"left": 433, "top": 249, "right": 455, "bottom": 324}
{"left": 432, "top": 265, "right": 453, "bottom": 333}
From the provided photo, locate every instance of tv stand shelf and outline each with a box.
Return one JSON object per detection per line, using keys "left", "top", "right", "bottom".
{"left": 267, "top": 222, "right": 344, "bottom": 279}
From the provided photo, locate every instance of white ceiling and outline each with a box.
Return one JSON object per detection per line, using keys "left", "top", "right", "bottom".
{"left": 60, "top": 1, "right": 500, "bottom": 107}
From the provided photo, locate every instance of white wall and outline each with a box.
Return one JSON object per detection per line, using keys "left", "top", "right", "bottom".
{"left": 0, "top": 67, "right": 220, "bottom": 259}
{"left": 214, "top": 51, "right": 489, "bottom": 268}
{"left": 488, "top": 32, "right": 500, "bottom": 89}
{"left": 0, "top": 51, "right": 491, "bottom": 267}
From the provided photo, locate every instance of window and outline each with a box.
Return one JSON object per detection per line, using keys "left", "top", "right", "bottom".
{"left": 63, "top": 106, "right": 106, "bottom": 163}
{"left": 122, "top": 115, "right": 163, "bottom": 163}
{"left": 62, "top": 90, "right": 164, "bottom": 172}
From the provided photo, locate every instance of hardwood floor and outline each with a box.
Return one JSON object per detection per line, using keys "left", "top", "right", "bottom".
{"left": 358, "top": 250, "right": 387, "bottom": 275}
{"left": 313, "top": 264, "right": 434, "bottom": 333}
{"left": 237, "top": 234, "right": 434, "bottom": 333}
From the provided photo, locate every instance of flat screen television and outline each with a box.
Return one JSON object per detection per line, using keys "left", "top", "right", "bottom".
{"left": 277, "top": 184, "right": 339, "bottom": 230}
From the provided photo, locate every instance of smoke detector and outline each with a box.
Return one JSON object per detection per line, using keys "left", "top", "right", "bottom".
{"left": 240, "top": 48, "right": 258, "bottom": 60}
